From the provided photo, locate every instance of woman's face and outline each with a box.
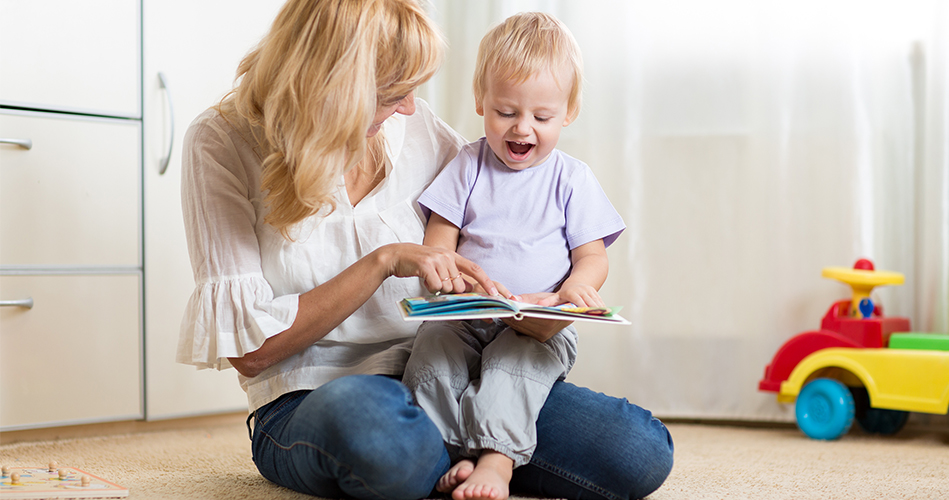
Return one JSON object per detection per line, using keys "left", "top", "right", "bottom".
{"left": 368, "top": 91, "right": 417, "bottom": 137}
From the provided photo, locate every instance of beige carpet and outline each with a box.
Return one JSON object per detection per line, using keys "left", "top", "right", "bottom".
{"left": 2, "top": 418, "right": 947, "bottom": 499}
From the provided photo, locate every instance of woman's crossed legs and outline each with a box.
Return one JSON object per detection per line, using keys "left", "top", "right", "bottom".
{"left": 251, "top": 375, "right": 673, "bottom": 500}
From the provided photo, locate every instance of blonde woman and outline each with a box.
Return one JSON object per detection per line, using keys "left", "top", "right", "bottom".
{"left": 177, "top": 1, "right": 673, "bottom": 499}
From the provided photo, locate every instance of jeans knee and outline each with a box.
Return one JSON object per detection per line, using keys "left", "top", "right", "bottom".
{"left": 318, "top": 374, "right": 391, "bottom": 405}
{"left": 360, "top": 447, "right": 448, "bottom": 500}
{"left": 343, "top": 418, "right": 447, "bottom": 500}
{"left": 313, "top": 375, "right": 449, "bottom": 500}
{"left": 627, "top": 417, "right": 674, "bottom": 499}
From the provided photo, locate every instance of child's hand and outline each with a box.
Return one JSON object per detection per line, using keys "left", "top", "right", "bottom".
{"left": 535, "top": 284, "right": 604, "bottom": 308}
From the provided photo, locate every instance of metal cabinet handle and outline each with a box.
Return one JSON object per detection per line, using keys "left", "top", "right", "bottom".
{"left": 0, "top": 138, "right": 32, "bottom": 150}
{"left": 0, "top": 298, "right": 34, "bottom": 309}
{"left": 158, "top": 72, "right": 175, "bottom": 175}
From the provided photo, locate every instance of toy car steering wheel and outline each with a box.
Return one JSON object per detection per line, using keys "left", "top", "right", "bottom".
{"left": 821, "top": 258, "right": 904, "bottom": 318}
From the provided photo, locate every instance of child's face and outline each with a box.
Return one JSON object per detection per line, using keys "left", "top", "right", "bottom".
{"left": 477, "top": 68, "right": 572, "bottom": 170}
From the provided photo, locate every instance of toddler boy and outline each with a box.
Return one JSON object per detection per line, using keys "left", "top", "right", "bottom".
{"left": 403, "top": 12, "right": 625, "bottom": 500}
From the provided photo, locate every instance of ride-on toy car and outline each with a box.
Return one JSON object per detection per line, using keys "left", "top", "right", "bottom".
{"left": 758, "top": 259, "right": 949, "bottom": 440}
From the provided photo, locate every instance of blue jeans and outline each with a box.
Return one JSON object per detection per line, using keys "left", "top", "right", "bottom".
{"left": 251, "top": 375, "right": 674, "bottom": 500}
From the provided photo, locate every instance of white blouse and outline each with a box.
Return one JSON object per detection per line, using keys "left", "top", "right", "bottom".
{"left": 177, "top": 99, "right": 465, "bottom": 410}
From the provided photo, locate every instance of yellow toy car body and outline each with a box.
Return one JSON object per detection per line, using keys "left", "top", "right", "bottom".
{"left": 777, "top": 347, "right": 949, "bottom": 415}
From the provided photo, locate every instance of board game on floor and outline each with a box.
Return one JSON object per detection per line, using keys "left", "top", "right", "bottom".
{"left": 0, "top": 463, "right": 128, "bottom": 499}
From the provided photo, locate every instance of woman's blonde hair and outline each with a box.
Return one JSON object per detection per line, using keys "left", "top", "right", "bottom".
{"left": 221, "top": 0, "right": 443, "bottom": 236}
{"left": 473, "top": 12, "right": 583, "bottom": 123}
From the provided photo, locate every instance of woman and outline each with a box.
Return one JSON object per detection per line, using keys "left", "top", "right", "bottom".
{"left": 177, "top": 1, "right": 674, "bottom": 499}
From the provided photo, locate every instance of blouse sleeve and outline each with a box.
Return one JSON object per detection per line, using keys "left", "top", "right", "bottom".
{"left": 176, "top": 110, "right": 298, "bottom": 370}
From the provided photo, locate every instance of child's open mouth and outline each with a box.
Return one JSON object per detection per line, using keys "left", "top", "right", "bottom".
{"left": 507, "top": 141, "right": 534, "bottom": 161}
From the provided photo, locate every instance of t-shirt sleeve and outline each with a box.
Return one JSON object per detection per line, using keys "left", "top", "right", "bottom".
{"left": 564, "top": 164, "right": 626, "bottom": 249}
{"left": 176, "top": 111, "right": 298, "bottom": 371}
{"left": 416, "top": 143, "right": 480, "bottom": 228}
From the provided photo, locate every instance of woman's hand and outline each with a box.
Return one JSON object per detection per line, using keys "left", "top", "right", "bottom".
{"left": 471, "top": 280, "right": 517, "bottom": 300}
{"left": 502, "top": 316, "right": 573, "bottom": 342}
{"left": 383, "top": 243, "right": 498, "bottom": 296}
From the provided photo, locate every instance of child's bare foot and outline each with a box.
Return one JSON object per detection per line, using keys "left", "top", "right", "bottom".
{"left": 451, "top": 451, "right": 514, "bottom": 500}
{"left": 437, "top": 459, "right": 475, "bottom": 493}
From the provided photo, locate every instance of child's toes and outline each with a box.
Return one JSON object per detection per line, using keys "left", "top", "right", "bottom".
{"left": 437, "top": 476, "right": 452, "bottom": 493}
{"left": 467, "top": 486, "right": 480, "bottom": 499}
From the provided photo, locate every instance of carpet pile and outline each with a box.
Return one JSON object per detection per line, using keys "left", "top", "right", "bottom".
{"left": 2, "top": 418, "right": 947, "bottom": 499}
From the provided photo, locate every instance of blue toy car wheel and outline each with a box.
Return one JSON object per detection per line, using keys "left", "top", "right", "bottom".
{"left": 849, "top": 386, "right": 910, "bottom": 436}
{"left": 795, "top": 378, "right": 855, "bottom": 440}
{"left": 856, "top": 408, "right": 909, "bottom": 435}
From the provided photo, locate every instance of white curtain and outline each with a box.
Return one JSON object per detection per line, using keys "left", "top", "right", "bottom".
{"left": 421, "top": 0, "right": 949, "bottom": 421}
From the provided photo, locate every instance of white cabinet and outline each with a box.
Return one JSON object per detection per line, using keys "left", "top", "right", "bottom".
{"left": 0, "top": 0, "right": 143, "bottom": 431}
{"left": 0, "top": 275, "right": 142, "bottom": 429}
{"left": 0, "top": 0, "right": 141, "bottom": 118}
{"left": 142, "top": 0, "right": 284, "bottom": 419}
{"left": 0, "top": 112, "right": 141, "bottom": 267}
{"left": 1, "top": 0, "right": 285, "bottom": 429}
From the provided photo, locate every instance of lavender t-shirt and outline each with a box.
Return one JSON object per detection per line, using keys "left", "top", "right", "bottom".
{"left": 418, "top": 138, "right": 625, "bottom": 296}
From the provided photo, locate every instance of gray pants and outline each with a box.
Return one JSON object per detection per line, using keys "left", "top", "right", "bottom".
{"left": 402, "top": 319, "right": 578, "bottom": 467}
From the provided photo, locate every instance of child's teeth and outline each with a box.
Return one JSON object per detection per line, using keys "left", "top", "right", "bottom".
{"left": 509, "top": 141, "right": 533, "bottom": 155}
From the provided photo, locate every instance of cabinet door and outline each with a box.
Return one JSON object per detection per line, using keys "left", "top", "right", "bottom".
{"left": 0, "top": 274, "right": 142, "bottom": 430}
{"left": 0, "top": 0, "right": 140, "bottom": 118}
{"left": 0, "top": 111, "right": 141, "bottom": 268}
{"left": 142, "top": 0, "right": 284, "bottom": 419}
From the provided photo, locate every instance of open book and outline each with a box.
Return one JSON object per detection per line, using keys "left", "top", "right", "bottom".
{"left": 398, "top": 293, "right": 630, "bottom": 324}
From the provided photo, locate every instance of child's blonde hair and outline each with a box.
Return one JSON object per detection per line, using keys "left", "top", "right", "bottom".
{"left": 473, "top": 12, "right": 583, "bottom": 123}
{"left": 221, "top": 0, "right": 443, "bottom": 236}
